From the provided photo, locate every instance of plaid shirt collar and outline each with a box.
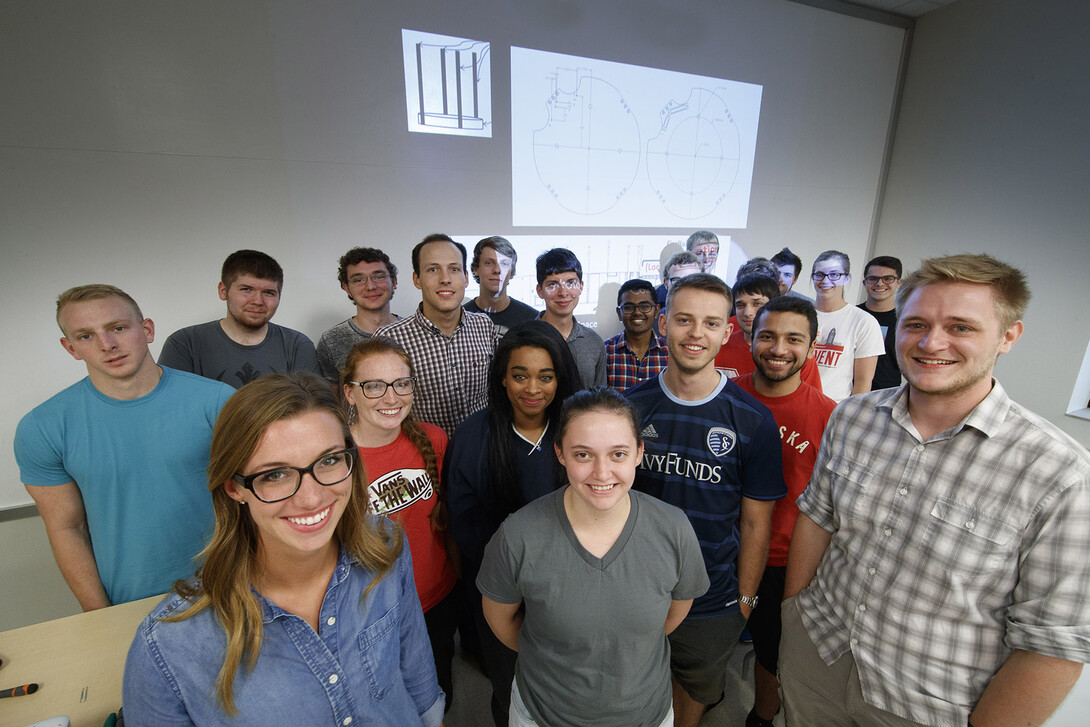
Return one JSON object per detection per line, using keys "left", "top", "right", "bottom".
{"left": 885, "top": 379, "right": 1011, "bottom": 441}
{"left": 411, "top": 303, "right": 465, "bottom": 338}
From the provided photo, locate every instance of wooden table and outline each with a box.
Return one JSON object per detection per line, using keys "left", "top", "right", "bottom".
{"left": 0, "top": 595, "right": 160, "bottom": 727}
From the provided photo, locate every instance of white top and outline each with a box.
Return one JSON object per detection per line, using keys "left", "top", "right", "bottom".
{"left": 813, "top": 303, "right": 885, "bottom": 402}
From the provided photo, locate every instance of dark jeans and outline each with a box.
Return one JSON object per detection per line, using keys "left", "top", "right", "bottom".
{"left": 466, "top": 582, "right": 518, "bottom": 726}
{"left": 424, "top": 582, "right": 462, "bottom": 712}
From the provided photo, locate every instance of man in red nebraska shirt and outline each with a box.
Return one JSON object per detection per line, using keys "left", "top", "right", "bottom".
{"left": 734, "top": 294, "right": 836, "bottom": 727}
{"left": 715, "top": 274, "right": 824, "bottom": 393}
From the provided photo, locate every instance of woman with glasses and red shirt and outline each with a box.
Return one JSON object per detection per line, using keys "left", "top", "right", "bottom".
{"left": 342, "top": 337, "right": 459, "bottom": 713}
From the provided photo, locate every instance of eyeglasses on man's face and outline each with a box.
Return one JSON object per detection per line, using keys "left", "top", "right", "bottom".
{"left": 233, "top": 447, "right": 356, "bottom": 503}
{"left": 347, "top": 272, "right": 390, "bottom": 286}
{"left": 542, "top": 280, "right": 582, "bottom": 295}
{"left": 618, "top": 301, "right": 657, "bottom": 315}
{"left": 347, "top": 377, "right": 416, "bottom": 399}
{"left": 811, "top": 271, "right": 847, "bottom": 283}
{"left": 863, "top": 275, "right": 899, "bottom": 286}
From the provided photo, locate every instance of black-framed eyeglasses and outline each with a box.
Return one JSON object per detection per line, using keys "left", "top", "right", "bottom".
{"left": 863, "top": 275, "right": 899, "bottom": 286}
{"left": 233, "top": 447, "right": 356, "bottom": 503}
{"left": 618, "top": 301, "right": 657, "bottom": 315}
{"left": 347, "top": 376, "right": 416, "bottom": 398}
{"left": 811, "top": 271, "right": 847, "bottom": 283}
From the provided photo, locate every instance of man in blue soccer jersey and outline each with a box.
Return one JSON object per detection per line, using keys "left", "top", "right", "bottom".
{"left": 625, "top": 273, "right": 786, "bottom": 727}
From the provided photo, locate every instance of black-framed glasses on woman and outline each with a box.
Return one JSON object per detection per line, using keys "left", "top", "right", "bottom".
{"left": 232, "top": 447, "right": 356, "bottom": 503}
{"left": 811, "top": 271, "right": 847, "bottom": 283}
{"left": 347, "top": 377, "right": 416, "bottom": 399}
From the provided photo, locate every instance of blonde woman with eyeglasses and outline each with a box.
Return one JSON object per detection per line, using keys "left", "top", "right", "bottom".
{"left": 123, "top": 374, "right": 444, "bottom": 726}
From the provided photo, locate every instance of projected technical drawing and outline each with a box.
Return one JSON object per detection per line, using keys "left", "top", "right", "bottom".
{"left": 512, "top": 47, "right": 762, "bottom": 228}
{"left": 531, "top": 67, "right": 641, "bottom": 215}
{"left": 402, "top": 29, "right": 492, "bottom": 138}
{"left": 646, "top": 88, "right": 741, "bottom": 220}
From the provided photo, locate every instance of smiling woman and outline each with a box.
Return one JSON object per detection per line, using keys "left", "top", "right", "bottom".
{"left": 477, "top": 388, "right": 709, "bottom": 727}
{"left": 342, "top": 337, "right": 459, "bottom": 712}
{"left": 122, "top": 374, "right": 445, "bottom": 726}
{"left": 444, "top": 319, "right": 579, "bottom": 723}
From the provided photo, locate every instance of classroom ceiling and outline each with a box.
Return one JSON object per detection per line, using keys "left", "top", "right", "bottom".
{"left": 845, "top": 0, "right": 961, "bottom": 17}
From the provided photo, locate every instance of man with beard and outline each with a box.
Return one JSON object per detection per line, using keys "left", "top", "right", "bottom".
{"left": 625, "top": 273, "right": 785, "bottom": 727}
{"left": 160, "top": 249, "right": 319, "bottom": 388}
{"left": 732, "top": 295, "right": 836, "bottom": 727}
{"left": 713, "top": 274, "right": 823, "bottom": 391}
{"left": 782, "top": 254, "right": 1090, "bottom": 727}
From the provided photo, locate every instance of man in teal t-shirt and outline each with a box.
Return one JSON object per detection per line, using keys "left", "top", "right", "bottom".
{"left": 15, "top": 285, "right": 234, "bottom": 609}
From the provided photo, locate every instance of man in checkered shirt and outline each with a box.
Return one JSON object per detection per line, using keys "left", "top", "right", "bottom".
{"left": 374, "top": 234, "right": 497, "bottom": 435}
{"left": 604, "top": 278, "right": 668, "bottom": 392}
{"left": 781, "top": 253, "right": 1090, "bottom": 727}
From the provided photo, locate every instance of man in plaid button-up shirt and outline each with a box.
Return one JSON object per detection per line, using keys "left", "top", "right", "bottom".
{"left": 781, "top": 254, "right": 1090, "bottom": 727}
{"left": 375, "top": 234, "right": 497, "bottom": 435}
{"left": 604, "top": 278, "right": 668, "bottom": 392}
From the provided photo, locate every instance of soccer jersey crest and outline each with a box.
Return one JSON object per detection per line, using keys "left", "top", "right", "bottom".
{"left": 706, "top": 427, "right": 737, "bottom": 456}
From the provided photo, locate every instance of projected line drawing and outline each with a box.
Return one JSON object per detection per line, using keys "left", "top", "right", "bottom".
{"left": 645, "top": 88, "right": 741, "bottom": 220}
{"left": 402, "top": 30, "right": 492, "bottom": 138}
{"left": 511, "top": 46, "right": 762, "bottom": 228}
{"left": 531, "top": 66, "right": 641, "bottom": 216}
{"left": 414, "top": 40, "right": 489, "bottom": 129}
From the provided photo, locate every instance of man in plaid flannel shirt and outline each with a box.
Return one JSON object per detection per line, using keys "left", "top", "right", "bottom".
{"left": 604, "top": 278, "right": 668, "bottom": 392}
{"left": 374, "top": 234, "right": 497, "bottom": 435}
{"left": 782, "top": 253, "right": 1090, "bottom": 727}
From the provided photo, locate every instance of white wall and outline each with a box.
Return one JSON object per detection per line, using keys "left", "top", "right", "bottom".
{"left": 874, "top": 0, "right": 1090, "bottom": 448}
{"left": 0, "top": 513, "right": 80, "bottom": 632}
{"left": 874, "top": 0, "right": 1090, "bottom": 721}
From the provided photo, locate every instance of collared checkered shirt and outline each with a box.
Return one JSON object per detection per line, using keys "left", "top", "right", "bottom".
{"left": 795, "top": 382, "right": 1090, "bottom": 726}
{"left": 604, "top": 332, "right": 669, "bottom": 392}
{"left": 374, "top": 306, "right": 497, "bottom": 435}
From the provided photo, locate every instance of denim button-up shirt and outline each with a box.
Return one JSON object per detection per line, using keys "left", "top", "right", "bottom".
{"left": 123, "top": 536, "right": 444, "bottom": 726}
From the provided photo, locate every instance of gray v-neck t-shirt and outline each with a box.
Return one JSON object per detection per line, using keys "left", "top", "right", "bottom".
{"left": 478, "top": 487, "right": 708, "bottom": 726}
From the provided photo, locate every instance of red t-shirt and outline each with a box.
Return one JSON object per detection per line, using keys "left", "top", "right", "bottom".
{"left": 357, "top": 422, "right": 456, "bottom": 611}
{"left": 715, "top": 326, "right": 824, "bottom": 393}
{"left": 734, "top": 375, "right": 836, "bottom": 566}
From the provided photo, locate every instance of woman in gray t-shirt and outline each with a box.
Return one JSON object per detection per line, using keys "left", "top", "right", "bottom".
{"left": 478, "top": 388, "right": 709, "bottom": 727}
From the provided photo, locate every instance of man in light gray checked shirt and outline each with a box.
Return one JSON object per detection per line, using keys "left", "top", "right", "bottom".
{"left": 781, "top": 253, "right": 1090, "bottom": 727}
{"left": 374, "top": 234, "right": 497, "bottom": 435}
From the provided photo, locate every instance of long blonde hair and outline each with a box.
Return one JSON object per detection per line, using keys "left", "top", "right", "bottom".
{"left": 165, "top": 373, "right": 402, "bottom": 714}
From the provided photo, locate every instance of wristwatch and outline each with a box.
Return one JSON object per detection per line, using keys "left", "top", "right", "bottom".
{"left": 739, "top": 594, "right": 759, "bottom": 608}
